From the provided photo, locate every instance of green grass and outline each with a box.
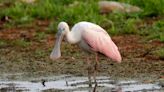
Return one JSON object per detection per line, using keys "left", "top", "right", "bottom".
{"left": 11, "top": 39, "right": 31, "bottom": 47}
{"left": 34, "top": 49, "right": 46, "bottom": 57}
{"left": 153, "top": 48, "right": 164, "bottom": 59}
{"left": 123, "top": 0, "right": 164, "bottom": 17}
{"left": 35, "top": 32, "right": 47, "bottom": 40}
{"left": 0, "top": 0, "right": 164, "bottom": 42}
{"left": 143, "top": 20, "right": 164, "bottom": 42}
{"left": 0, "top": 40, "right": 7, "bottom": 47}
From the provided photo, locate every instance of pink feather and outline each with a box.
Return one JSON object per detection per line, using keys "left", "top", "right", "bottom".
{"left": 83, "top": 29, "right": 122, "bottom": 63}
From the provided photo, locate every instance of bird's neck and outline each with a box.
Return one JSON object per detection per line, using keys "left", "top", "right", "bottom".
{"left": 65, "top": 29, "right": 78, "bottom": 44}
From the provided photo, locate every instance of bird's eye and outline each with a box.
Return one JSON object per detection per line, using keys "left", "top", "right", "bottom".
{"left": 62, "top": 28, "right": 65, "bottom": 30}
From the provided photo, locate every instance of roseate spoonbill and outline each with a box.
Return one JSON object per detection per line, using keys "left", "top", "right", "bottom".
{"left": 50, "top": 21, "right": 122, "bottom": 87}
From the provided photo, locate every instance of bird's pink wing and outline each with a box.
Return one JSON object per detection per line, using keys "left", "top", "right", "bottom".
{"left": 83, "top": 29, "right": 122, "bottom": 63}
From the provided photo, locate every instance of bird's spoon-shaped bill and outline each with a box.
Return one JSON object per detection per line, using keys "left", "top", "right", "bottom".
{"left": 50, "top": 33, "right": 63, "bottom": 61}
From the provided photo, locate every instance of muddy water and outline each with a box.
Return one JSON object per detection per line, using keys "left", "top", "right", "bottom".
{"left": 0, "top": 74, "right": 163, "bottom": 92}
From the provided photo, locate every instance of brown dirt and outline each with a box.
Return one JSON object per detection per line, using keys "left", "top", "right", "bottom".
{"left": 0, "top": 24, "right": 164, "bottom": 81}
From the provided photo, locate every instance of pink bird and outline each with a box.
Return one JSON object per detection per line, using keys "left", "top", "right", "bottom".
{"left": 50, "top": 21, "right": 122, "bottom": 87}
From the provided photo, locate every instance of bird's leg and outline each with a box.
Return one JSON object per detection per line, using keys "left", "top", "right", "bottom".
{"left": 87, "top": 57, "right": 92, "bottom": 87}
{"left": 95, "top": 53, "right": 99, "bottom": 71}
{"left": 93, "top": 53, "right": 99, "bottom": 88}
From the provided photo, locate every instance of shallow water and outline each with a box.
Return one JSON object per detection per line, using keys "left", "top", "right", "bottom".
{"left": 0, "top": 74, "right": 163, "bottom": 92}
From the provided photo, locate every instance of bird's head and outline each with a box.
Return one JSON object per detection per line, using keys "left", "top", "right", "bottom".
{"left": 50, "top": 22, "right": 69, "bottom": 61}
{"left": 57, "top": 22, "right": 69, "bottom": 36}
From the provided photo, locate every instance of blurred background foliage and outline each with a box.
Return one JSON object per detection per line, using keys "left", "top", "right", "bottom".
{"left": 0, "top": 0, "right": 163, "bottom": 41}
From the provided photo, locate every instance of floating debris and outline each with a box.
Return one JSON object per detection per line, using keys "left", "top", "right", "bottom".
{"left": 41, "top": 79, "right": 46, "bottom": 87}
